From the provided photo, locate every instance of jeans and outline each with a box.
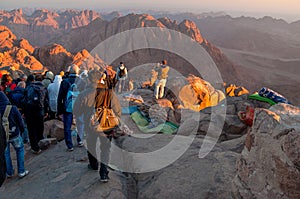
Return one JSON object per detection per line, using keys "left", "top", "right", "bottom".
{"left": 63, "top": 113, "right": 74, "bottom": 149}
{"left": 154, "top": 79, "right": 167, "bottom": 99}
{"left": 76, "top": 114, "right": 84, "bottom": 143}
{"left": 117, "top": 78, "right": 127, "bottom": 93}
{"left": 5, "top": 135, "right": 25, "bottom": 175}
{"left": 86, "top": 131, "right": 112, "bottom": 177}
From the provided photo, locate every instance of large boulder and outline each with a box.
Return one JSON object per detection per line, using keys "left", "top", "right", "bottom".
{"left": 196, "top": 95, "right": 272, "bottom": 141}
{"left": 116, "top": 134, "right": 245, "bottom": 198}
{"left": 44, "top": 119, "right": 65, "bottom": 141}
{"left": 232, "top": 103, "right": 300, "bottom": 199}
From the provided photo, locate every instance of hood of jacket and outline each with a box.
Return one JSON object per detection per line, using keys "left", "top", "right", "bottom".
{"left": 53, "top": 75, "right": 62, "bottom": 84}
{"left": 0, "top": 91, "right": 10, "bottom": 107}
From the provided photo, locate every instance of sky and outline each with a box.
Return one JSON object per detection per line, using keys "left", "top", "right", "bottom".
{"left": 0, "top": 0, "right": 299, "bottom": 21}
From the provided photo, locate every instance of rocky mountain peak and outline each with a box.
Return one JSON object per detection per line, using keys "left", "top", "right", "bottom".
{"left": 114, "top": 13, "right": 165, "bottom": 29}
{"left": 0, "top": 26, "right": 17, "bottom": 49}
{"left": 179, "top": 19, "right": 204, "bottom": 43}
{"left": 33, "top": 43, "right": 73, "bottom": 72}
{"left": 16, "top": 38, "right": 34, "bottom": 54}
{"left": 0, "top": 26, "right": 43, "bottom": 72}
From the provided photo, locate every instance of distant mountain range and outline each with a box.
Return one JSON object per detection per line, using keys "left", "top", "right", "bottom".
{"left": 0, "top": 8, "right": 299, "bottom": 104}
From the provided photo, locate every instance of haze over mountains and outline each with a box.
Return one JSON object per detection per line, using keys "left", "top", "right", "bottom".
{"left": 1, "top": 7, "right": 300, "bottom": 198}
{"left": 0, "top": 8, "right": 299, "bottom": 104}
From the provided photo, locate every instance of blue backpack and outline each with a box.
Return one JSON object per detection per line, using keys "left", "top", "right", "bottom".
{"left": 65, "top": 82, "right": 79, "bottom": 113}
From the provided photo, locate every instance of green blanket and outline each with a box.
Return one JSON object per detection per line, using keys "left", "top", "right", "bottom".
{"left": 130, "top": 111, "right": 178, "bottom": 134}
{"left": 249, "top": 93, "right": 276, "bottom": 105}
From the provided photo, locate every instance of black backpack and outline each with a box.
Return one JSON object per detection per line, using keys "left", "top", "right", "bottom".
{"left": 0, "top": 117, "right": 6, "bottom": 187}
{"left": 118, "top": 67, "right": 126, "bottom": 78}
{"left": 25, "top": 83, "right": 46, "bottom": 109}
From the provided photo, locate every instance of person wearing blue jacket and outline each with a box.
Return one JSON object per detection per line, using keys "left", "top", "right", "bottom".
{"left": 0, "top": 91, "right": 29, "bottom": 178}
{"left": 8, "top": 81, "right": 29, "bottom": 144}
{"left": 57, "top": 64, "right": 79, "bottom": 151}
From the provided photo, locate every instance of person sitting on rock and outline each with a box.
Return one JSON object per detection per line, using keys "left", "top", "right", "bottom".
{"left": 154, "top": 60, "right": 170, "bottom": 99}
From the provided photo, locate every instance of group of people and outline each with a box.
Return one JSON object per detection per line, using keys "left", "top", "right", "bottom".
{"left": 0, "top": 59, "right": 170, "bottom": 184}
{"left": 0, "top": 70, "right": 60, "bottom": 180}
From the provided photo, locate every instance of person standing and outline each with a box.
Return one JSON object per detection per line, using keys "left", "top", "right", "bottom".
{"left": 57, "top": 64, "right": 79, "bottom": 151}
{"left": 105, "top": 65, "right": 117, "bottom": 89}
{"left": 74, "top": 70, "right": 88, "bottom": 147}
{"left": 0, "top": 91, "right": 29, "bottom": 178}
{"left": 1, "top": 74, "right": 16, "bottom": 95}
{"left": 42, "top": 71, "right": 54, "bottom": 88}
{"left": 154, "top": 60, "right": 170, "bottom": 99}
{"left": 8, "top": 81, "right": 29, "bottom": 144}
{"left": 47, "top": 75, "right": 62, "bottom": 120}
{"left": 0, "top": 114, "right": 6, "bottom": 186}
{"left": 74, "top": 70, "right": 121, "bottom": 182}
{"left": 116, "top": 62, "right": 128, "bottom": 93}
{"left": 23, "top": 74, "right": 49, "bottom": 154}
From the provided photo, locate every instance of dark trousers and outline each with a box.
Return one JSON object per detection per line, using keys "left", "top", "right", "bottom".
{"left": 26, "top": 110, "right": 44, "bottom": 151}
{"left": 63, "top": 113, "right": 73, "bottom": 149}
{"left": 86, "top": 131, "right": 112, "bottom": 177}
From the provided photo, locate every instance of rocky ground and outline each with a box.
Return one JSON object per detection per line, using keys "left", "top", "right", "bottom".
{"left": 1, "top": 102, "right": 299, "bottom": 199}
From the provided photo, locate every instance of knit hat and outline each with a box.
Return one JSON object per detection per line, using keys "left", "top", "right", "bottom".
{"left": 46, "top": 71, "right": 54, "bottom": 80}
{"left": 69, "top": 64, "right": 80, "bottom": 74}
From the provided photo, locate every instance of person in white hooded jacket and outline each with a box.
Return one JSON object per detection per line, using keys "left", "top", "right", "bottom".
{"left": 47, "top": 75, "right": 62, "bottom": 119}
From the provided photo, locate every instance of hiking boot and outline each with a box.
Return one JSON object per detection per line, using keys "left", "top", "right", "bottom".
{"left": 78, "top": 141, "right": 84, "bottom": 147}
{"left": 31, "top": 149, "right": 42, "bottom": 154}
{"left": 18, "top": 170, "right": 29, "bottom": 178}
{"left": 67, "top": 147, "right": 74, "bottom": 152}
{"left": 100, "top": 175, "right": 109, "bottom": 183}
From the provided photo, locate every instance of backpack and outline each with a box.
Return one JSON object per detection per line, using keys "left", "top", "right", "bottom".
{"left": 258, "top": 87, "right": 291, "bottom": 104}
{"left": 118, "top": 66, "right": 126, "bottom": 78}
{"left": 2, "top": 105, "right": 12, "bottom": 142}
{"left": 65, "top": 82, "right": 79, "bottom": 113}
{"left": 89, "top": 90, "right": 120, "bottom": 134}
{"left": 25, "top": 84, "right": 45, "bottom": 109}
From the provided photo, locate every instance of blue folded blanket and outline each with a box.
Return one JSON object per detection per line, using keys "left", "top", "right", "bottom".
{"left": 258, "top": 87, "right": 291, "bottom": 104}
{"left": 122, "top": 106, "right": 138, "bottom": 115}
